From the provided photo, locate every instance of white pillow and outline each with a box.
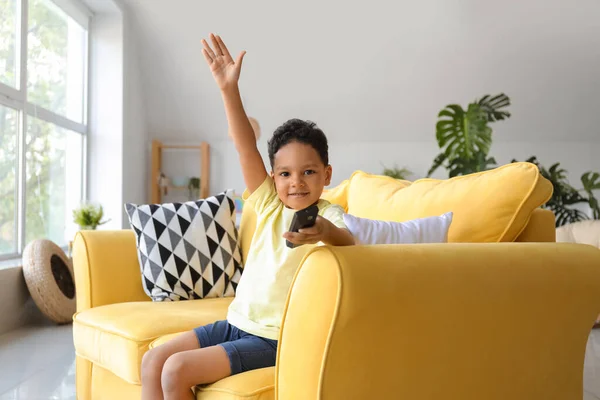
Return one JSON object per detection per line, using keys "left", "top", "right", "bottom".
{"left": 343, "top": 212, "right": 453, "bottom": 245}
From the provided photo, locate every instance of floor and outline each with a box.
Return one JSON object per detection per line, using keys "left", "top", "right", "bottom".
{"left": 587, "top": 330, "right": 600, "bottom": 400}
{"left": 0, "top": 324, "right": 75, "bottom": 400}
{"left": 1, "top": 325, "right": 600, "bottom": 399}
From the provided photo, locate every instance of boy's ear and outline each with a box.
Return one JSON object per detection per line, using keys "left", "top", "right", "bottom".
{"left": 325, "top": 165, "right": 332, "bottom": 186}
{"left": 269, "top": 170, "right": 274, "bottom": 178}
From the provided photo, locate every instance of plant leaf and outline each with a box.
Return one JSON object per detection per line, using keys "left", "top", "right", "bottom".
{"left": 560, "top": 190, "right": 588, "bottom": 206}
{"left": 546, "top": 163, "right": 569, "bottom": 186}
{"left": 427, "top": 153, "right": 447, "bottom": 177}
{"left": 382, "top": 164, "right": 412, "bottom": 180}
{"left": 582, "top": 172, "right": 600, "bottom": 192}
{"left": 435, "top": 103, "right": 491, "bottom": 163}
{"left": 478, "top": 93, "right": 511, "bottom": 122}
{"left": 436, "top": 105, "right": 464, "bottom": 149}
{"left": 447, "top": 153, "right": 497, "bottom": 177}
{"left": 73, "top": 204, "right": 105, "bottom": 227}
{"left": 549, "top": 204, "right": 589, "bottom": 227}
{"left": 589, "top": 195, "right": 600, "bottom": 220}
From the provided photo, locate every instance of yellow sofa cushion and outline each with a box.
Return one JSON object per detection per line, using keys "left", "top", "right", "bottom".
{"left": 73, "top": 298, "right": 232, "bottom": 385}
{"left": 321, "top": 179, "right": 352, "bottom": 211}
{"left": 346, "top": 162, "right": 553, "bottom": 243}
{"left": 195, "top": 367, "right": 275, "bottom": 400}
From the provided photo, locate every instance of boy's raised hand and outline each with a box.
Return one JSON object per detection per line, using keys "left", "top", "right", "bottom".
{"left": 202, "top": 33, "right": 246, "bottom": 91}
{"left": 201, "top": 32, "right": 266, "bottom": 194}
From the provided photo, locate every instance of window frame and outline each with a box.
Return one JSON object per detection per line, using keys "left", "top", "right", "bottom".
{"left": 0, "top": 0, "right": 91, "bottom": 261}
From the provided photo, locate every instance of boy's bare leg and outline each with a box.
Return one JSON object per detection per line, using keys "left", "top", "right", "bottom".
{"left": 161, "top": 346, "right": 231, "bottom": 400}
{"left": 141, "top": 331, "right": 201, "bottom": 400}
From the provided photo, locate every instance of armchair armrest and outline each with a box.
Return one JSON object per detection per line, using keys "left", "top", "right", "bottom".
{"left": 276, "top": 243, "right": 600, "bottom": 400}
{"left": 73, "top": 230, "right": 149, "bottom": 312}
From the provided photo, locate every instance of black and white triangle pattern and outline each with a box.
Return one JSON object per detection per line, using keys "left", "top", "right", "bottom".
{"left": 125, "top": 190, "right": 243, "bottom": 302}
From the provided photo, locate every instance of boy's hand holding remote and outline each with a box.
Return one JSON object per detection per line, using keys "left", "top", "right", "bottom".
{"left": 283, "top": 215, "right": 351, "bottom": 246}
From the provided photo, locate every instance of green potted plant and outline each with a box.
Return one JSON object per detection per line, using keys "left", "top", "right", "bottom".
{"left": 512, "top": 157, "right": 600, "bottom": 227}
{"left": 72, "top": 204, "right": 110, "bottom": 230}
{"left": 188, "top": 177, "right": 200, "bottom": 200}
{"left": 381, "top": 165, "right": 412, "bottom": 180}
{"left": 428, "top": 93, "right": 511, "bottom": 178}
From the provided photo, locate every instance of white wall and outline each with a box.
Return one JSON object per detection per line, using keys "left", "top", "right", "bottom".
{"left": 121, "top": 9, "right": 147, "bottom": 218}
{"left": 122, "top": 0, "right": 600, "bottom": 196}
{"left": 0, "top": 267, "right": 47, "bottom": 336}
{"left": 88, "top": 14, "right": 124, "bottom": 229}
{"left": 87, "top": 3, "right": 147, "bottom": 229}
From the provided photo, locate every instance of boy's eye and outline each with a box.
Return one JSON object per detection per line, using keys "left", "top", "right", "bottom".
{"left": 304, "top": 170, "right": 315, "bottom": 175}
{"left": 279, "top": 172, "right": 289, "bottom": 177}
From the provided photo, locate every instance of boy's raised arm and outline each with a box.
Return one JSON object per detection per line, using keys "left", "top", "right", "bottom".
{"left": 202, "top": 33, "right": 267, "bottom": 194}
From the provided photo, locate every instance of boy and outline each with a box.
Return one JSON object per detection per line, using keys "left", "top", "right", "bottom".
{"left": 141, "top": 33, "right": 354, "bottom": 400}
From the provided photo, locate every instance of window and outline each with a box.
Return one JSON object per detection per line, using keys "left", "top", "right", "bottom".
{"left": 0, "top": 105, "right": 18, "bottom": 254}
{"left": 0, "top": 0, "right": 90, "bottom": 261}
{"left": 0, "top": 0, "right": 19, "bottom": 88}
{"left": 28, "top": 0, "right": 87, "bottom": 123}
{"left": 25, "top": 116, "right": 83, "bottom": 245}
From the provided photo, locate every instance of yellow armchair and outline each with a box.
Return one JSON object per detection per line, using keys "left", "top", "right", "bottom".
{"left": 277, "top": 243, "right": 600, "bottom": 399}
{"left": 72, "top": 164, "right": 600, "bottom": 399}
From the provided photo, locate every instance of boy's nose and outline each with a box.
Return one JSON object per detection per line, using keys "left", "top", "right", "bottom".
{"left": 291, "top": 177, "right": 305, "bottom": 187}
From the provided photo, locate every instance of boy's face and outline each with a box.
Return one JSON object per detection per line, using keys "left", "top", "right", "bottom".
{"left": 271, "top": 141, "right": 332, "bottom": 210}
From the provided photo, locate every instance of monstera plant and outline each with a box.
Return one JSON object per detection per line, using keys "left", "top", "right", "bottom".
{"left": 427, "top": 93, "right": 511, "bottom": 178}
{"left": 512, "top": 157, "right": 600, "bottom": 227}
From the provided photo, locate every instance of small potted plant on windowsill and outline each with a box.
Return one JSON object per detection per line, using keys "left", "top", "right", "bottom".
{"left": 72, "top": 204, "right": 110, "bottom": 231}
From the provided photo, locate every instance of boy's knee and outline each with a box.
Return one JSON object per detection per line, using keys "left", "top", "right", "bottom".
{"left": 161, "top": 354, "right": 186, "bottom": 393}
{"left": 141, "top": 348, "right": 162, "bottom": 379}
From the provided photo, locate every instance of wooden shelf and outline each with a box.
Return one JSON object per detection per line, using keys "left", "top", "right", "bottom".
{"left": 150, "top": 140, "right": 210, "bottom": 203}
{"left": 161, "top": 145, "right": 204, "bottom": 150}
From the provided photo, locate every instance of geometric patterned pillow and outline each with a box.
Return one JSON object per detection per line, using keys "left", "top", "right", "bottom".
{"left": 124, "top": 190, "right": 243, "bottom": 301}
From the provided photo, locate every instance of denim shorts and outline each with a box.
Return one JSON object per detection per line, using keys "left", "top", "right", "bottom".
{"left": 193, "top": 320, "right": 278, "bottom": 375}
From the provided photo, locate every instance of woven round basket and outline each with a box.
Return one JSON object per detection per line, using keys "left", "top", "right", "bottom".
{"left": 22, "top": 239, "right": 76, "bottom": 324}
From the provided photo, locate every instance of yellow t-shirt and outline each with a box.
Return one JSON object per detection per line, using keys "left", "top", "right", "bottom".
{"left": 226, "top": 176, "right": 347, "bottom": 340}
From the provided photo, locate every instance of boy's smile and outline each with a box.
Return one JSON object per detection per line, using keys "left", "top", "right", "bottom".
{"left": 271, "top": 141, "right": 332, "bottom": 210}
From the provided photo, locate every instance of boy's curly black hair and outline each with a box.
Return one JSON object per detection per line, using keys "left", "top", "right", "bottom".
{"left": 267, "top": 119, "right": 329, "bottom": 169}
